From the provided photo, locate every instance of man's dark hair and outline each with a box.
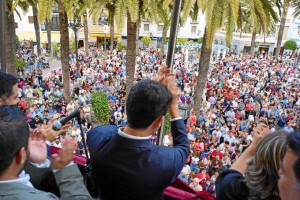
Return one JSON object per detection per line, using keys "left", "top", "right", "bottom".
{"left": 0, "top": 106, "right": 29, "bottom": 176}
{"left": 126, "top": 80, "right": 172, "bottom": 129}
{"left": 0, "top": 72, "right": 18, "bottom": 101}
{"left": 288, "top": 131, "right": 300, "bottom": 187}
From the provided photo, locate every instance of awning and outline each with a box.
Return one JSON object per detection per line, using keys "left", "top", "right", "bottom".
{"left": 17, "top": 31, "right": 62, "bottom": 43}
{"left": 90, "top": 33, "right": 121, "bottom": 38}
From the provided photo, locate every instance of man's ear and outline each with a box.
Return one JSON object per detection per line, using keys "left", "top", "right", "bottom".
{"left": 0, "top": 98, "right": 5, "bottom": 106}
{"left": 15, "top": 147, "right": 27, "bottom": 165}
{"left": 153, "top": 115, "right": 165, "bottom": 129}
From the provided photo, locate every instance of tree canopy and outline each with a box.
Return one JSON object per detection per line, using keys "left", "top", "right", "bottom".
{"left": 284, "top": 40, "right": 297, "bottom": 51}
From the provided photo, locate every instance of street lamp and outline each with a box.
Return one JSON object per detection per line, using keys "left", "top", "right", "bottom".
{"left": 69, "top": 11, "right": 83, "bottom": 77}
{"left": 99, "top": 11, "right": 108, "bottom": 53}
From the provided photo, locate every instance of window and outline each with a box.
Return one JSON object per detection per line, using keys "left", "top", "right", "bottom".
{"left": 298, "top": 26, "right": 300, "bottom": 35}
{"left": 191, "top": 26, "right": 197, "bottom": 34}
{"left": 41, "top": 15, "right": 60, "bottom": 31}
{"left": 158, "top": 25, "right": 163, "bottom": 32}
{"left": 215, "top": 40, "right": 219, "bottom": 44}
{"left": 144, "top": 24, "right": 150, "bottom": 32}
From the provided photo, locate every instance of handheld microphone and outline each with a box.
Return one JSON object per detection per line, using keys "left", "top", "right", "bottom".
{"left": 52, "top": 110, "right": 80, "bottom": 131}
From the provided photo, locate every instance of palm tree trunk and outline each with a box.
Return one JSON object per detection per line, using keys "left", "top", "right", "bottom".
{"left": 275, "top": 1, "right": 290, "bottom": 60}
{"left": 125, "top": 12, "right": 138, "bottom": 96}
{"left": 46, "top": 20, "right": 52, "bottom": 58}
{"left": 32, "top": 6, "right": 41, "bottom": 56}
{"left": 58, "top": 0, "right": 71, "bottom": 102}
{"left": 5, "top": 1, "right": 16, "bottom": 75}
{"left": 83, "top": 12, "right": 89, "bottom": 55}
{"left": 193, "top": 27, "right": 212, "bottom": 114}
{"left": 250, "top": 31, "right": 256, "bottom": 56}
{"left": 159, "top": 25, "right": 168, "bottom": 61}
{"left": 109, "top": 16, "right": 114, "bottom": 52}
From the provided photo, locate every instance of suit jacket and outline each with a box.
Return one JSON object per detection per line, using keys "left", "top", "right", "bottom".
{"left": 0, "top": 164, "right": 92, "bottom": 200}
{"left": 87, "top": 119, "right": 189, "bottom": 200}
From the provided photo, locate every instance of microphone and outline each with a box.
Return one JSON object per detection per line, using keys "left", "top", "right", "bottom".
{"left": 52, "top": 110, "right": 80, "bottom": 131}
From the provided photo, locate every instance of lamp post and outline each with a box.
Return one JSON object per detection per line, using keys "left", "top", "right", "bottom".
{"left": 69, "top": 12, "right": 83, "bottom": 77}
{"left": 99, "top": 11, "right": 108, "bottom": 53}
{"left": 103, "top": 25, "right": 108, "bottom": 53}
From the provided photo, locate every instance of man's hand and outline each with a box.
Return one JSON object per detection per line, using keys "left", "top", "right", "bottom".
{"left": 51, "top": 136, "right": 77, "bottom": 170}
{"left": 157, "top": 66, "right": 180, "bottom": 118}
{"left": 28, "top": 129, "right": 47, "bottom": 164}
{"left": 45, "top": 118, "right": 72, "bottom": 142}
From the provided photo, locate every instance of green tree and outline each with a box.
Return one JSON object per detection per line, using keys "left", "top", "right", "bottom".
{"left": 284, "top": 40, "right": 297, "bottom": 51}
{"left": 198, "top": 37, "right": 203, "bottom": 44}
{"left": 91, "top": 91, "right": 110, "bottom": 124}
{"left": 141, "top": 36, "right": 152, "bottom": 47}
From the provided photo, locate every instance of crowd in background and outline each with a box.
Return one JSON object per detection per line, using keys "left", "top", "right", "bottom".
{"left": 15, "top": 46, "right": 300, "bottom": 196}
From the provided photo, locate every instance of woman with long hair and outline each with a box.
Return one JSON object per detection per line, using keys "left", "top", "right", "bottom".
{"left": 216, "top": 125, "right": 288, "bottom": 200}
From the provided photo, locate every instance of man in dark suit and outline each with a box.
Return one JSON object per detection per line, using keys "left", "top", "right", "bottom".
{"left": 88, "top": 67, "right": 190, "bottom": 199}
{"left": 0, "top": 106, "right": 92, "bottom": 200}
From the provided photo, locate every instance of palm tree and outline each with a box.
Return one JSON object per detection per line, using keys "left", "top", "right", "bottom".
{"left": 45, "top": 20, "right": 52, "bottom": 58}
{"left": 4, "top": 0, "right": 16, "bottom": 75}
{"left": 156, "top": 1, "right": 171, "bottom": 61}
{"left": 193, "top": 0, "right": 275, "bottom": 113}
{"left": 32, "top": 6, "right": 41, "bottom": 56}
{"left": 293, "top": 1, "right": 300, "bottom": 64}
{"left": 58, "top": 0, "right": 71, "bottom": 102}
{"left": 237, "top": 1, "right": 278, "bottom": 55}
{"left": 107, "top": 3, "right": 116, "bottom": 52}
{"left": 275, "top": 0, "right": 292, "bottom": 59}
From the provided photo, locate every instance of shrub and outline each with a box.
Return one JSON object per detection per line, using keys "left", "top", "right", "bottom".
{"left": 141, "top": 36, "right": 152, "bottom": 47}
{"left": 15, "top": 56, "right": 26, "bottom": 69}
{"left": 91, "top": 91, "right": 110, "bottom": 125}
{"left": 176, "top": 38, "right": 188, "bottom": 45}
{"left": 198, "top": 37, "right": 203, "bottom": 44}
{"left": 284, "top": 40, "right": 297, "bottom": 51}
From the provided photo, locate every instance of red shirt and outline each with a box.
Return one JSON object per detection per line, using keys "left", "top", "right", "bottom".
{"left": 18, "top": 100, "right": 28, "bottom": 110}
{"left": 196, "top": 173, "right": 210, "bottom": 180}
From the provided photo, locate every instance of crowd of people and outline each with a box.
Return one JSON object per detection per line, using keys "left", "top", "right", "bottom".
{"left": 13, "top": 45, "right": 300, "bottom": 197}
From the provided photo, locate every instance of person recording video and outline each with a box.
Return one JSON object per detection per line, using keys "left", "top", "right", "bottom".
{"left": 87, "top": 66, "right": 190, "bottom": 199}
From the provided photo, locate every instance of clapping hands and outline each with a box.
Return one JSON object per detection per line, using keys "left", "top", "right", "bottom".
{"left": 51, "top": 136, "right": 77, "bottom": 170}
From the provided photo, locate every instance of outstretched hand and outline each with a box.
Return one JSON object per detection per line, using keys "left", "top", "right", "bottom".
{"left": 45, "top": 118, "right": 72, "bottom": 142}
{"left": 51, "top": 136, "right": 77, "bottom": 170}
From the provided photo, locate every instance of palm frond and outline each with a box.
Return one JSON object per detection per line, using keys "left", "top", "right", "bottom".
{"left": 230, "top": 0, "right": 239, "bottom": 23}
{"left": 181, "top": 0, "right": 196, "bottom": 26}
{"left": 293, "top": 1, "right": 300, "bottom": 19}
{"left": 127, "top": 0, "right": 139, "bottom": 22}
{"left": 225, "top": 1, "right": 235, "bottom": 45}
{"left": 115, "top": 0, "right": 127, "bottom": 31}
